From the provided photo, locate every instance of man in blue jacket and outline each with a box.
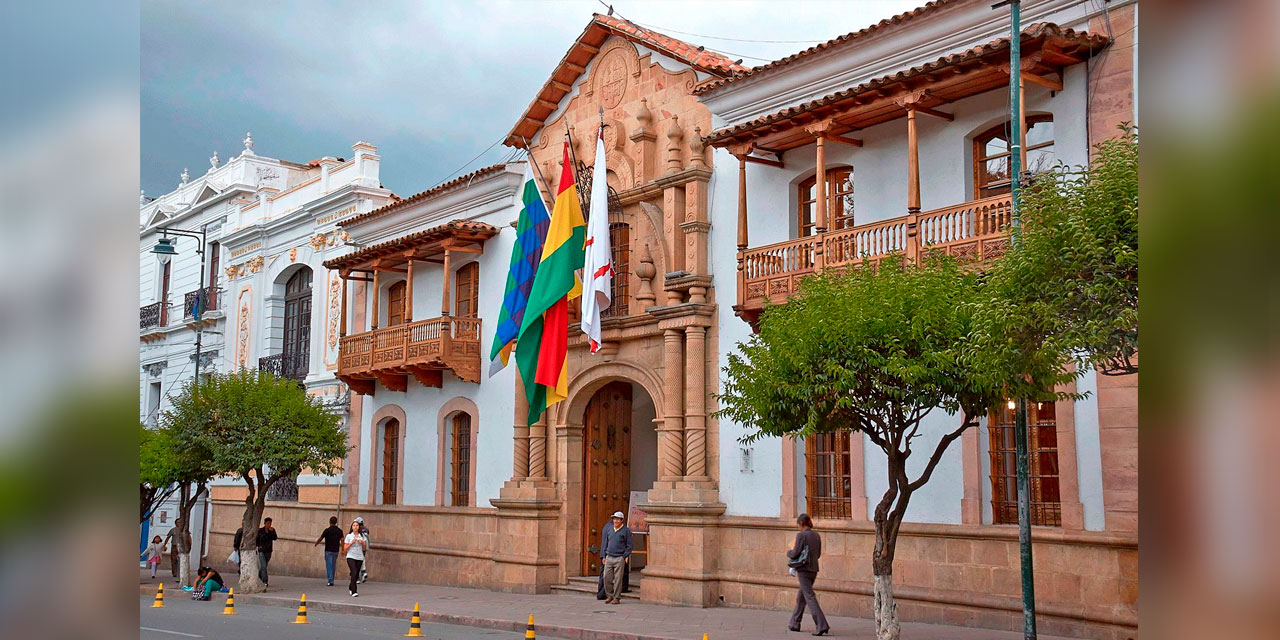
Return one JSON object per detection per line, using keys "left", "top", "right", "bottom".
{"left": 599, "top": 511, "right": 633, "bottom": 604}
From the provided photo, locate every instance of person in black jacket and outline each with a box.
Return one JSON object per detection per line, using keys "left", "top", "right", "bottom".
{"left": 256, "top": 517, "right": 278, "bottom": 586}
{"left": 787, "top": 513, "right": 829, "bottom": 636}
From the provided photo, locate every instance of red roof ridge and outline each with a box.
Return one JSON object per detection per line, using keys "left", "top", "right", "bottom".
{"left": 340, "top": 163, "right": 510, "bottom": 228}
{"left": 695, "top": 0, "right": 959, "bottom": 97}
{"left": 505, "top": 14, "right": 748, "bottom": 148}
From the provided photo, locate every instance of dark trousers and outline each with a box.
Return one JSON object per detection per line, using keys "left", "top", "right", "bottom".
{"left": 258, "top": 551, "right": 271, "bottom": 584}
{"left": 346, "top": 558, "right": 363, "bottom": 593}
{"left": 789, "top": 570, "right": 830, "bottom": 632}
{"left": 324, "top": 551, "right": 339, "bottom": 584}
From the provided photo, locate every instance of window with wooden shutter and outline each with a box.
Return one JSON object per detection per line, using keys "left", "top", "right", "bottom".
{"left": 797, "top": 167, "right": 854, "bottom": 237}
{"left": 387, "top": 281, "right": 406, "bottom": 326}
{"left": 451, "top": 413, "right": 472, "bottom": 507}
{"left": 974, "top": 117, "right": 1054, "bottom": 199}
{"left": 988, "top": 400, "right": 1061, "bottom": 526}
{"left": 804, "top": 432, "right": 854, "bottom": 519}
{"left": 455, "top": 262, "right": 479, "bottom": 318}
{"left": 381, "top": 419, "right": 399, "bottom": 505}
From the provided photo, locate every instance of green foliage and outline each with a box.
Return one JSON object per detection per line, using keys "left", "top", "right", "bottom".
{"left": 719, "top": 255, "right": 1004, "bottom": 447}
{"left": 981, "top": 129, "right": 1138, "bottom": 378}
{"left": 140, "top": 422, "right": 177, "bottom": 488}
{"left": 164, "top": 370, "right": 347, "bottom": 485}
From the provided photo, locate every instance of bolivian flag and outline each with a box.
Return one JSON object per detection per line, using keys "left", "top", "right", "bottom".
{"left": 515, "top": 141, "right": 585, "bottom": 426}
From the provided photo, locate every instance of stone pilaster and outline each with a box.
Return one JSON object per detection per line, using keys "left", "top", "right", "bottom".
{"left": 657, "top": 328, "right": 685, "bottom": 483}
{"left": 683, "top": 324, "right": 709, "bottom": 480}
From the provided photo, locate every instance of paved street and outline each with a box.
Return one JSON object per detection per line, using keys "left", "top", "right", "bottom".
{"left": 142, "top": 571, "right": 1078, "bottom": 640}
{"left": 140, "top": 593, "right": 554, "bottom": 640}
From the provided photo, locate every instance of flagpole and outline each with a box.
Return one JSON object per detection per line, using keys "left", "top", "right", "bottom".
{"left": 563, "top": 119, "right": 588, "bottom": 215}
{"left": 518, "top": 136, "right": 556, "bottom": 214}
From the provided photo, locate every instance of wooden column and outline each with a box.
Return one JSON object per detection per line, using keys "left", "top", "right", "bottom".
{"left": 683, "top": 324, "right": 709, "bottom": 480}
{"left": 906, "top": 107, "right": 921, "bottom": 214}
{"left": 440, "top": 249, "right": 453, "bottom": 317}
{"left": 339, "top": 273, "right": 348, "bottom": 337}
{"left": 730, "top": 147, "right": 750, "bottom": 309}
{"left": 404, "top": 258, "right": 414, "bottom": 322}
{"left": 813, "top": 134, "right": 828, "bottom": 271}
{"left": 371, "top": 269, "right": 381, "bottom": 329}
{"left": 658, "top": 328, "right": 685, "bottom": 481}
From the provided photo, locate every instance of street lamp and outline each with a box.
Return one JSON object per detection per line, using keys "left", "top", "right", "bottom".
{"left": 151, "top": 225, "right": 211, "bottom": 379}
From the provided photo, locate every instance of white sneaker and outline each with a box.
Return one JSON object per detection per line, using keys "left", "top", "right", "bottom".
{"left": 352, "top": 592, "right": 358, "bottom": 597}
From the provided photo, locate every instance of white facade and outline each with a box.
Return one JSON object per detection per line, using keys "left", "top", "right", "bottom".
{"left": 140, "top": 135, "right": 393, "bottom": 504}
{"left": 702, "top": 0, "right": 1122, "bottom": 527}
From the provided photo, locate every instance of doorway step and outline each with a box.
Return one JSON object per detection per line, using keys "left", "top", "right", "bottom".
{"left": 550, "top": 571, "right": 642, "bottom": 600}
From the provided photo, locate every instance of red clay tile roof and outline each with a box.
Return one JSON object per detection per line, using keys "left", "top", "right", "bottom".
{"left": 323, "top": 220, "right": 501, "bottom": 271}
{"left": 704, "top": 23, "right": 1109, "bottom": 148}
{"left": 695, "top": 0, "right": 960, "bottom": 97}
{"left": 340, "top": 163, "right": 509, "bottom": 228}
{"left": 505, "top": 14, "right": 748, "bottom": 148}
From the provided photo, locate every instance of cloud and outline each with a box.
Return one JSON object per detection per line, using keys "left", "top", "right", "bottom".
{"left": 141, "top": 0, "right": 921, "bottom": 197}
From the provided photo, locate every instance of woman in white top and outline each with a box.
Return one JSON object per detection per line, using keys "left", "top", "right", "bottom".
{"left": 342, "top": 520, "right": 368, "bottom": 596}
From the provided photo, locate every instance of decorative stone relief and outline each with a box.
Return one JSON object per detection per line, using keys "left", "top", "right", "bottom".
{"left": 310, "top": 233, "right": 329, "bottom": 251}
{"left": 247, "top": 256, "right": 264, "bottom": 273}
{"left": 326, "top": 272, "right": 342, "bottom": 351}
{"left": 235, "top": 288, "right": 252, "bottom": 370}
{"left": 224, "top": 264, "right": 240, "bottom": 280}
{"left": 144, "top": 362, "right": 167, "bottom": 377}
{"left": 289, "top": 247, "right": 298, "bottom": 263}
{"left": 595, "top": 48, "right": 630, "bottom": 110}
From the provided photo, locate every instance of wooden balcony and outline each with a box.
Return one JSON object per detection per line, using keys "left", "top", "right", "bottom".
{"left": 337, "top": 316, "right": 482, "bottom": 395}
{"left": 737, "top": 195, "right": 1012, "bottom": 323}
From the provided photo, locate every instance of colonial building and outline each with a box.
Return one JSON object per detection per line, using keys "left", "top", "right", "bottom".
{"left": 204, "top": 3, "right": 1137, "bottom": 638}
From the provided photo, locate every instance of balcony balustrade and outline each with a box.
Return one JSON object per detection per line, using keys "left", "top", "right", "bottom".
{"left": 140, "top": 301, "right": 167, "bottom": 330}
{"left": 259, "top": 351, "right": 310, "bottom": 383}
{"left": 337, "top": 316, "right": 482, "bottom": 394}
{"left": 738, "top": 194, "right": 1012, "bottom": 321}
{"left": 183, "top": 286, "right": 221, "bottom": 321}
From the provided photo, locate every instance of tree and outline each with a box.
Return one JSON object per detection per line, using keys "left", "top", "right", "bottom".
{"left": 140, "top": 422, "right": 179, "bottom": 524}
{"left": 982, "top": 128, "right": 1138, "bottom": 377}
{"left": 154, "top": 381, "right": 221, "bottom": 589}
{"left": 718, "top": 255, "right": 1035, "bottom": 640}
{"left": 175, "top": 370, "right": 346, "bottom": 593}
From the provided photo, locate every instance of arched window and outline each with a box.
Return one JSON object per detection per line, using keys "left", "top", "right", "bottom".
{"left": 283, "top": 267, "right": 313, "bottom": 380}
{"left": 973, "top": 116, "right": 1054, "bottom": 198}
{"left": 381, "top": 418, "right": 400, "bottom": 505}
{"left": 387, "top": 281, "right": 406, "bottom": 326}
{"left": 797, "top": 167, "right": 854, "bottom": 237}
{"left": 450, "top": 412, "right": 472, "bottom": 506}
{"left": 455, "top": 262, "right": 479, "bottom": 317}
{"left": 804, "top": 432, "right": 853, "bottom": 519}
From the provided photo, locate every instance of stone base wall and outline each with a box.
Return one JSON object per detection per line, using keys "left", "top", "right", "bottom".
{"left": 209, "top": 500, "right": 500, "bottom": 589}
{"left": 208, "top": 502, "right": 1137, "bottom": 639}
{"left": 704, "top": 517, "right": 1137, "bottom": 640}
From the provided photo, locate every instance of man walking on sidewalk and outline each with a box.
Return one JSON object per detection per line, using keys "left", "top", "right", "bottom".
{"left": 599, "top": 511, "right": 633, "bottom": 605}
{"left": 314, "top": 516, "right": 343, "bottom": 586}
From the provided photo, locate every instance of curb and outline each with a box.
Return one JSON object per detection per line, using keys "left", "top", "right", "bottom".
{"left": 233, "top": 593, "right": 686, "bottom": 640}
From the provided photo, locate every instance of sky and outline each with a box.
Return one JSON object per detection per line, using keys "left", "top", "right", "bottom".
{"left": 141, "top": 0, "right": 924, "bottom": 199}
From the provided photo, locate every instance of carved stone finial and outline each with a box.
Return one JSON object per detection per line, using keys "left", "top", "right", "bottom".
{"left": 633, "top": 98, "right": 653, "bottom": 134}
{"left": 689, "top": 126, "right": 707, "bottom": 169}
{"left": 635, "top": 242, "right": 657, "bottom": 306}
{"left": 209, "top": 150, "right": 219, "bottom": 170}
{"left": 180, "top": 168, "right": 189, "bottom": 185}
{"left": 665, "top": 115, "right": 684, "bottom": 174}
{"left": 243, "top": 131, "right": 255, "bottom": 155}
{"left": 139, "top": 190, "right": 146, "bottom": 205}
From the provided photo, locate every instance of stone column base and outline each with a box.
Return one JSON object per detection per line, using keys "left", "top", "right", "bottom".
{"left": 489, "top": 481, "right": 562, "bottom": 594}
{"left": 636, "top": 496, "right": 725, "bottom": 607}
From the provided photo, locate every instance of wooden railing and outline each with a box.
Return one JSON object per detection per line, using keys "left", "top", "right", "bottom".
{"left": 338, "top": 316, "right": 482, "bottom": 384}
{"left": 738, "top": 195, "right": 1012, "bottom": 314}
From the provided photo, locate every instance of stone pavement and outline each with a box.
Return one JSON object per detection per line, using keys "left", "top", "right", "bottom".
{"left": 139, "top": 570, "right": 1075, "bottom": 640}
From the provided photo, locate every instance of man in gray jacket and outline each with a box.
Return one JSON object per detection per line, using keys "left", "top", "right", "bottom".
{"left": 788, "top": 513, "right": 830, "bottom": 635}
{"left": 599, "top": 511, "right": 633, "bottom": 605}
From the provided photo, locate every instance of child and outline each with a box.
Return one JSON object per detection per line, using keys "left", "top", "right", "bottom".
{"left": 145, "top": 535, "right": 164, "bottom": 579}
{"left": 192, "top": 566, "right": 224, "bottom": 601}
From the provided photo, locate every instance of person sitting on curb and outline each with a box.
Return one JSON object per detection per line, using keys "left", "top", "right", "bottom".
{"left": 192, "top": 566, "right": 224, "bottom": 601}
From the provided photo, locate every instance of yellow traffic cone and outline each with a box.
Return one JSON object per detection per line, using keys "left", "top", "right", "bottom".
{"left": 525, "top": 614, "right": 536, "bottom": 639}
{"left": 291, "top": 594, "right": 309, "bottom": 624}
{"left": 151, "top": 582, "right": 164, "bottom": 608}
{"left": 403, "top": 602, "right": 424, "bottom": 637}
{"left": 703, "top": 635, "right": 709, "bottom": 640}
{"left": 222, "top": 588, "right": 236, "bottom": 615}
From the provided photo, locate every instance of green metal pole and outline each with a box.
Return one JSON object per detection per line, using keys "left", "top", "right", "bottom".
{"left": 1002, "top": 0, "right": 1037, "bottom": 638}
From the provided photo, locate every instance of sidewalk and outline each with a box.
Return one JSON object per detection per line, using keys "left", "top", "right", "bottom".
{"left": 140, "top": 570, "right": 1074, "bottom": 640}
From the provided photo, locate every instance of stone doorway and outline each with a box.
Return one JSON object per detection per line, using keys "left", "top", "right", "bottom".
{"left": 579, "top": 380, "right": 656, "bottom": 576}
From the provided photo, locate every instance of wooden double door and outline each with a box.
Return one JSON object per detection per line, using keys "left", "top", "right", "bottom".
{"left": 581, "top": 381, "right": 632, "bottom": 575}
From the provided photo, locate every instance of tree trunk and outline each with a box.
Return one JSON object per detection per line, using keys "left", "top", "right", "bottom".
{"left": 873, "top": 571, "right": 900, "bottom": 640}
{"left": 238, "top": 546, "right": 264, "bottom": 593}
{"left": 236, "top": 476, "right": 270, "bottom": 593}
